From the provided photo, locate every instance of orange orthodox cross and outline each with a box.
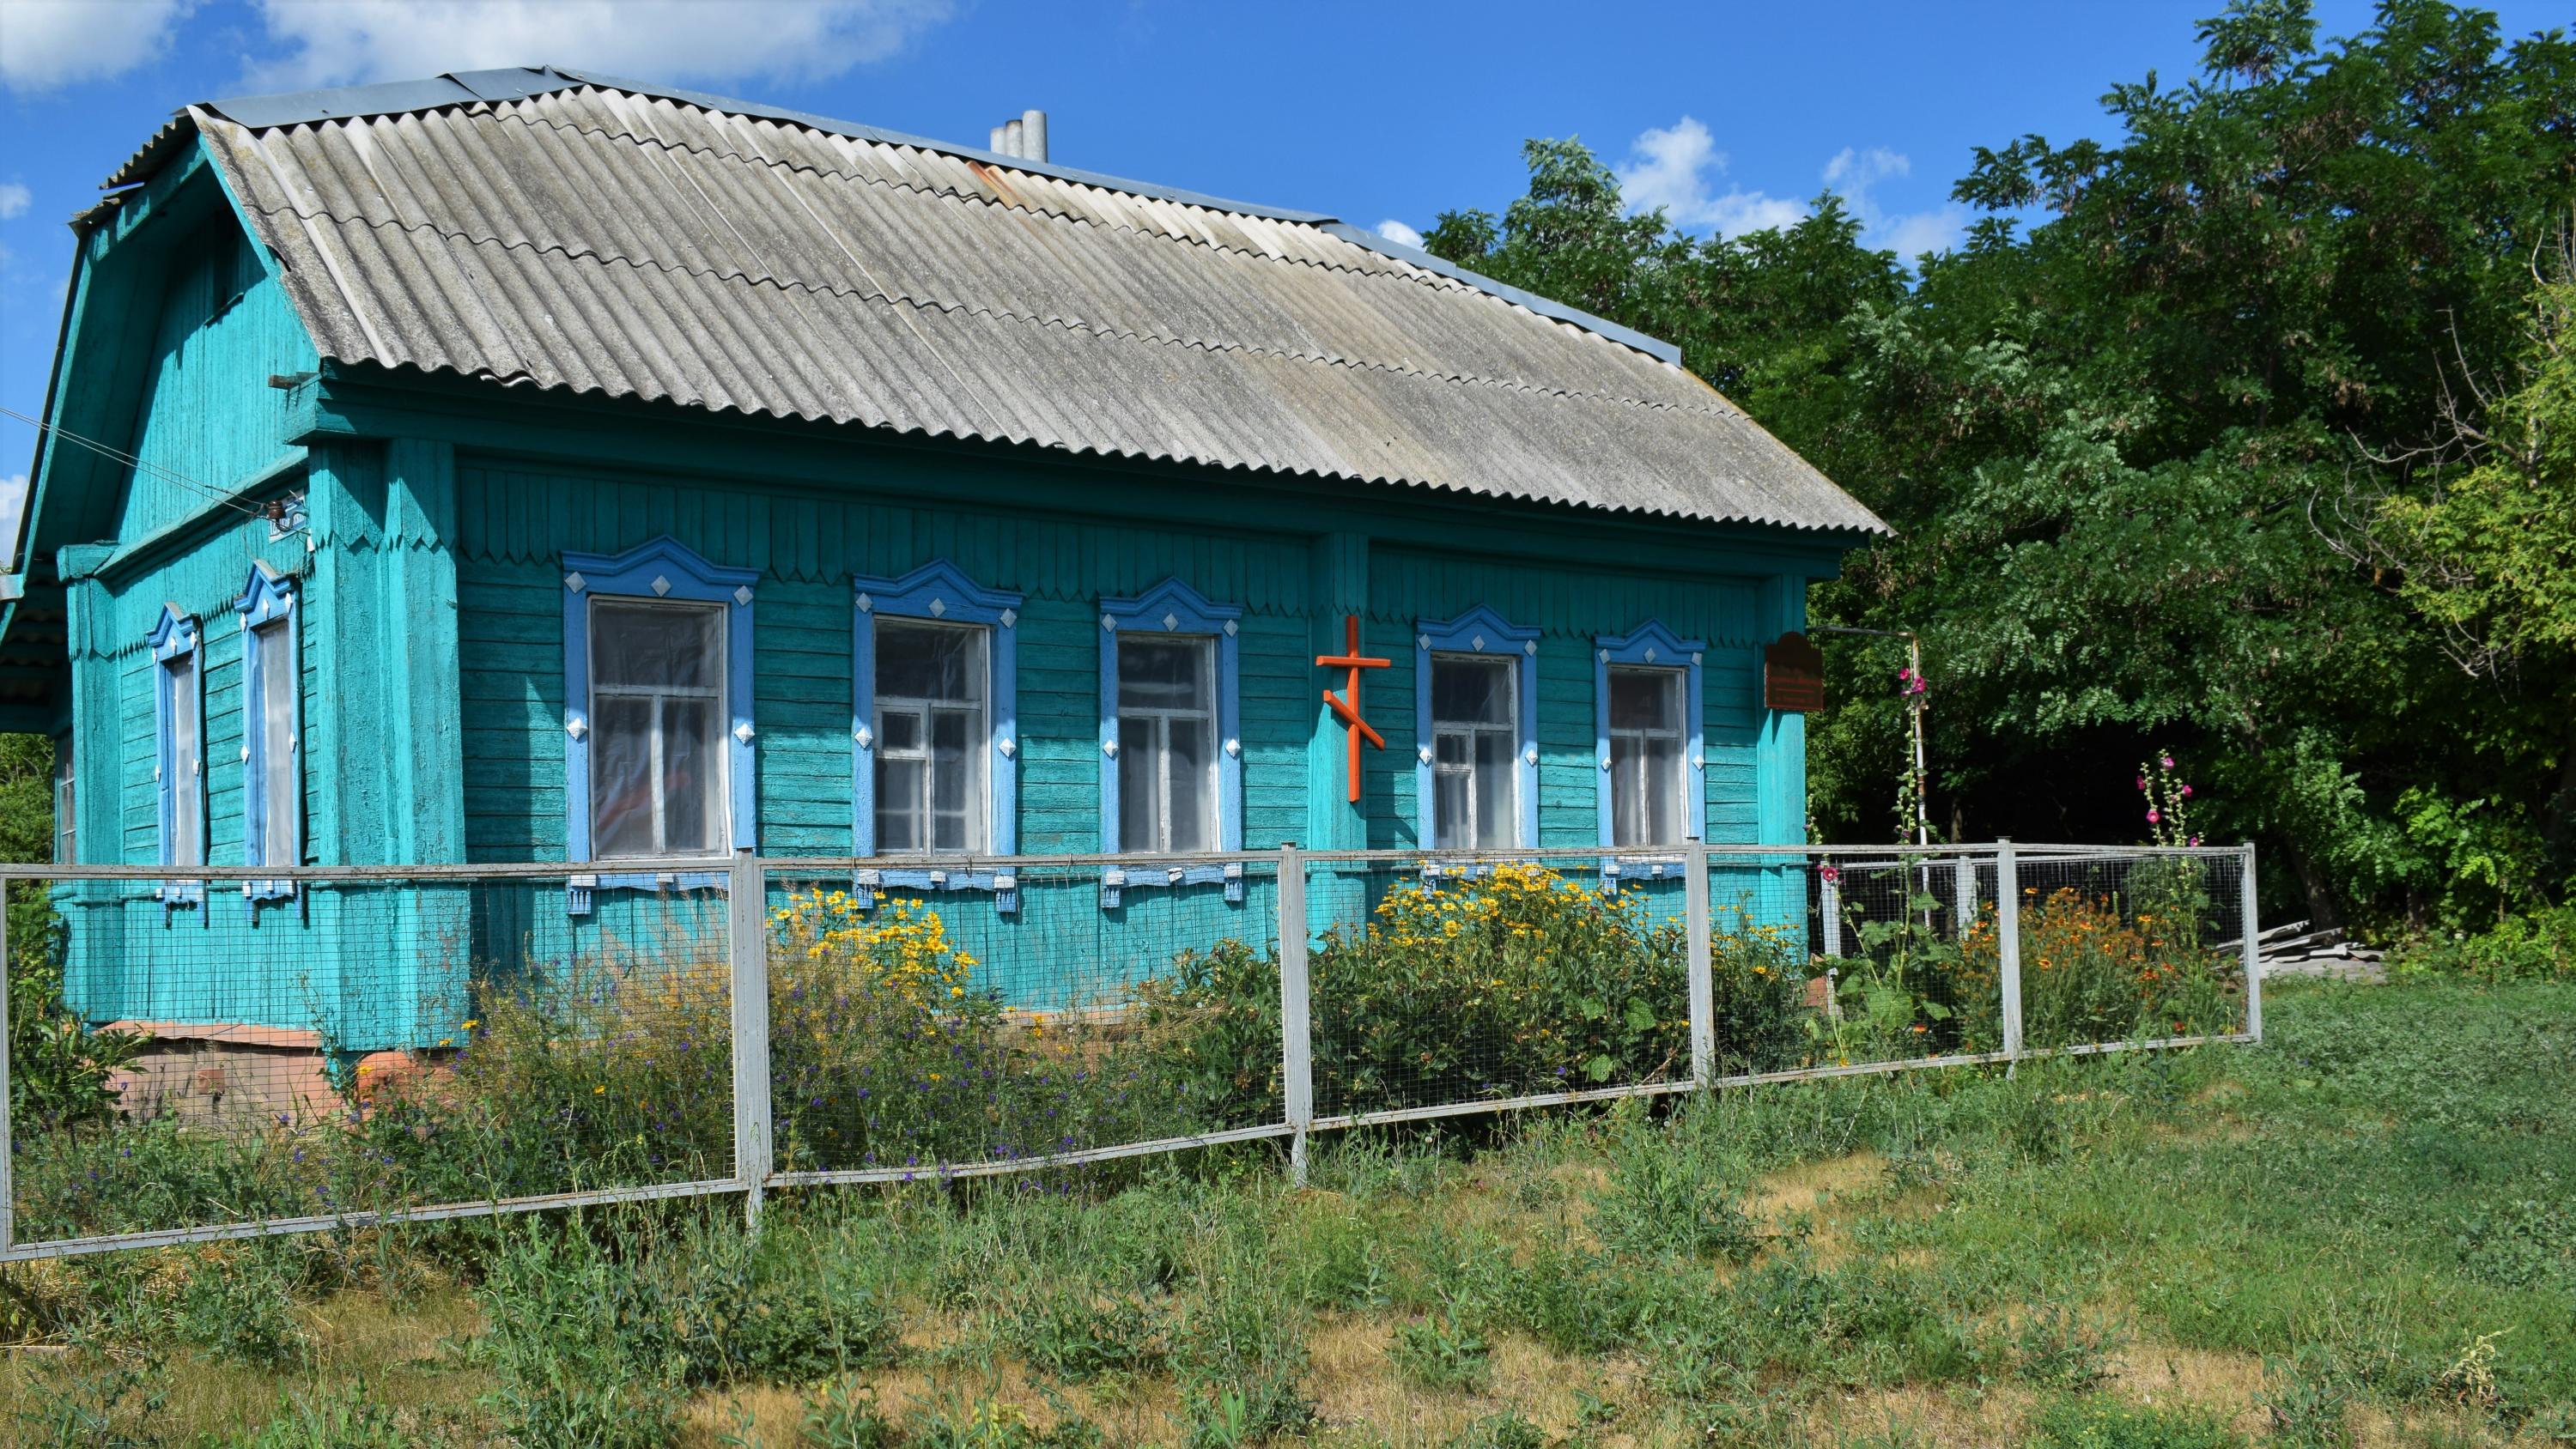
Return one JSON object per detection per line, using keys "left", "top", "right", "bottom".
{"left": 1315, "top": 615, "right": 1389, "bottom": 803}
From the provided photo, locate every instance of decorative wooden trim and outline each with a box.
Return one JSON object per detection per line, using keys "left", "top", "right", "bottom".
{"left": 1413, "top": 606, "right": 1540, "bottom": 852}
{"left": 1593, "top": 619, "right": 1708, "bottom": 883}
{"left": 146, "top": 602, "right": 204, "bottom": 911}
{"left": 1097, "top": 577, "right": 1244, "bottom": 906}
{"left": 234, "top": 564, "right": 301, "bottom": 912}
{"left": 852, "top": 561, "right": 1024, "bottom": 912}
{"left": 561, "top": 536, "right": 758, "bottom": 912}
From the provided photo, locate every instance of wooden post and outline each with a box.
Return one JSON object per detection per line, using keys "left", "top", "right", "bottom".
{"left": 1685, "top": 840, "right": 1713, "bottom": 1089}
{"left": 1278, "top": 845, "right": 1313, "bottom": 1187}
{"left": 1996, "top": 839, "right": 2024, "bottom": 1069}
{"left": 2239, "top": 841, "right": 2263, "bottom": 1042}
{"left": 728, "top": 848, "right": 773, "bottom": 1231}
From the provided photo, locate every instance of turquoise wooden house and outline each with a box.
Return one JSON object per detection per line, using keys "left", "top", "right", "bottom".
{"left": 2, "top": 69, "right": 1885, "bottom": 1055}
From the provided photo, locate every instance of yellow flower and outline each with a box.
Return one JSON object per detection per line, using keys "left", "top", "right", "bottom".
{"left": 593, "top": 1084, "right": 606, "bottom": 1095}
{"left": 460, "top": 1019, "right": 480, "bottom": 1030}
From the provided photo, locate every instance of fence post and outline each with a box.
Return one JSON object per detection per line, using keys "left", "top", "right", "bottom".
{"left": 728, "top": 848, "right": 773, "bottom": 1232}
{"left": 1277, "top": 845, "right": 1313, "bottom": 1188}
{"left": 1685, "top": 840, "right": 1713, "bottom": 1089}
{"left": 1996, "top": 838, "right": 2024, "bottom": 1070}
{"left": 2239, "top": 841, "right": 2263, "bottom": 1042}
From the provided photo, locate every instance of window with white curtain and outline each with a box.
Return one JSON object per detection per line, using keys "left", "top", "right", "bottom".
{"left": 249, "top": 617, "right": 297, "bottom": 866}
{"left": 587, "top": 598, "right": 727, "bottom": 860}
{"left": 1607, "top": 665, "right": 1686, "bottom": 847}
{"left": 873, "top": 618, "right": 989, "bottom": 853}
{"left": 1431, "top": 654, "right": 1520, "bottom": 850}
{"left": 52, "top": 746, "right": 74, "bottom": 865}
{"left": 162, "top": 649, "right": 202, "bottom": 868}
{"left": 1116, "top": 635, "right": 1216, "bottom": 853}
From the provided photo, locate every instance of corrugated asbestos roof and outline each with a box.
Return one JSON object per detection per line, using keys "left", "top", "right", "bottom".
{"left": 141, "top": 68, "right": 1886, "bottom": 535}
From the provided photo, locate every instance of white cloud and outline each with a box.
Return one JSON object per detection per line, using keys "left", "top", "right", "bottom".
{"left": 1615, "top": 117, "right": 1803, "bottom": 239}
{"left": 1616, "top": 119, "right": 1967, "bottom": 261}
{"left": 0, "top": 475, "right": 27, "bottom": 574}
{"left": 0, "top": 183, "right": 30, "bottom": 221}
{"left": 1374, "top": 219, "right": 1423, "bottom": 249}
{"left": 0, "top": 0, "right": 193, "bottom": 93}
{"left": 1820, "top": 144, "right": 1966, "bottom": 260}
{"left": 243, "top": 0, "right": 955, "bottom": 90}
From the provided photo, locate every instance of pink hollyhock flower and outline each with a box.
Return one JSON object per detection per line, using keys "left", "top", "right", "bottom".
{"left": 2136, "top": 774, "right": 2148, "bottom": 790}
{"left": 2180, "top": 784, "right": 2192, "bottom": 797}
{"left": 2160, "top": 754, "right": 2175, "bottom": 770}
{"left": 2189, "top": 834, "right": 2202, "bottom": 846}
{"left": 2146, "top": 809, "right": 2161, "bottom": 824}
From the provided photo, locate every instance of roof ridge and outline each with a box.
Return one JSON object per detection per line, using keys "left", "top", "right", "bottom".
{"left": 164, "top": 65, "right": 1686, "bottom": 367}
{"left": 240, "top": 198, "right": 1738, "bottom": 420}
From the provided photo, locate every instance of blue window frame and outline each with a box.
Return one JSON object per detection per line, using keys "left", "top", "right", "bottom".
{"left": 562, "top": 537, "right": 757, "bottom": 912}
{"left": 1594, "top": 620, "right": 1707, "bottom": 885}
{"left": 852, "top": 561, "right": 1023, "bottom": 912}
{"left": 1414, "top": 607, "right": 1540, "bottom": 854}
{"left": 1098, "top": 578, "right": 1243, "bottom": 906}
{"left": 147, "top": 603, "right": 205, "bottom": 911}
{"left": 236, "top": 564, "right": 302, "bottom": 911}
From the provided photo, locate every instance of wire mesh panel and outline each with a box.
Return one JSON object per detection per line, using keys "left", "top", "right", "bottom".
{"left": 762, "top": 857, "right": 1287, "bottom": 1181}
{"left": 7, "top": 866, "right": 736, "bottom": 1252}
{"left": 1799, "top": 848, "right": 2006, "bottom": 1070}
{"left": 1300, "top": 852, "right": 1693, "bottom": 1124}
{"left": 2013, "top": 848, "right": 2251, "bottom": 1047}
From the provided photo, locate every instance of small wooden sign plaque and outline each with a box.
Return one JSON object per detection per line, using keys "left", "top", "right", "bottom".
{"left": 1764, "top": 632, "right": 1825, "bottom": 712}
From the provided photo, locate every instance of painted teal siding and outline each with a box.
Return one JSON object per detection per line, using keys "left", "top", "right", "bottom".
{"left": 115, "top": 221, "right": 312, "bottom": 540}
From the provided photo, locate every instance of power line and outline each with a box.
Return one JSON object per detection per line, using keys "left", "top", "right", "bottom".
{"left": 0, "top": 405, "right": 274, "bottom": 524}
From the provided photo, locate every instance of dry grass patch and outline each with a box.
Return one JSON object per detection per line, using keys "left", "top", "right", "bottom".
{"left": 1801, "top": 1380, "right": 2036, "bottom": 1447}
{"left": 2105, "top": 1339, "right": 2269, "bottom": 1438}
{"left": 1307, "top": 1312, "right": 1632, "bottom": 1443}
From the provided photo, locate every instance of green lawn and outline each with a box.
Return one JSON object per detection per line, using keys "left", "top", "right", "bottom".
{"left": 3, "top": 978, "right": 2570, "bottom": 1447}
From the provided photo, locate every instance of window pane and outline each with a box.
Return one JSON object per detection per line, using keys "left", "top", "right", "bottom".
{"left": 1610, "top": 735, "right": 1643, "bottom": 847}
{"left": 1643, "top": 732, "right": 1682, "bottom": 846}
{"left": 1118, "top": 714, "right": 1157, "bottom": 849}
{"left": 591, "top": 695, "right": 657, "bottom": 858}
{"left": 1167, "top": 713, "right": 1212, "bottom": 852}
{"left": 1118, "top": 637, "right": 1208, "bottom": 712}
{"left": 878, "top": 620, "right": 983, "bottom": 704}
{"left": 877, "top": 757, "right": 924, "bottom": 851}
{"left": 1434, "top": 731, "right": 1468, "bottom": 767}
{"left": 256, "top": 622, "right": 296, "bottom": 866}
{"left": 1433, "top": 767, "right": 1469, "bottom": 849}
{"left": 931, "top": 707, "right": 978, "bottom": 852}
{"left": 663, "top": 696, "right": 722, "bottom": 852}
{"left": 167, "top": 654, "right": 200, "bottom": 866}
{"left": 1432, "top": 656, "right": 1513, "bottom": 728}
{"left": 1473, "top": 727, "right": 1516, "bottom": 848}
{"left": 52, "top": 750, "right": 73, "bottom": 865}
{"left": 1609, "top": 667, "right": 1680, "bottom": 731}
{"left": 593, "top": 601, "right": 722, "bottom": 691}
{"left": 877, "top": 707, "right": 922, "bottom": 756}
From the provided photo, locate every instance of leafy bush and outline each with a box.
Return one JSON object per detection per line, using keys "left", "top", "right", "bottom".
{"left": 768, "top": 888, "right": 1189, "bottom": 1172}
{"left": 1145, "top": 864, "right": 1807, "bottom": 1119}
{"left": 2392, "top": 905, "right": 2576, "bottom": 982}
{"left": 1393, "top": 1300, "right": 1492, "bottom": 1391}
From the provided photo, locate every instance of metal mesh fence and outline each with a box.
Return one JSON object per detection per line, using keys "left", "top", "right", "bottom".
{"left": 3, "top": 865, "right": 738, "bottom": 1254}
{"left": 1301, "top": 852, "right": 1693, "bottom": 1125}
{"left": 1799, "top": 849, "right": 2003, "bottom": 1070}
{"left": 0, "top": 843, "right": 2256, "bottom": 1258}
{"left": 2014, "top": 847, "right": 2252, "bottom": 1046}
{"left": 762, "top": 858, "right": 1288, "bottom": 1184}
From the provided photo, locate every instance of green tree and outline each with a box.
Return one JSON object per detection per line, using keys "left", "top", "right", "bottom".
{"left": 1425, "top": 1, "right": 2576, "bottom": 930}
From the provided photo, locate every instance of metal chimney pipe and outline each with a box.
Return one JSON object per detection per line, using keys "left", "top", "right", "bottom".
{"left": 1002, "top": 118, "right": 1024, "bottom": 158}
{"left": 1021, "top": 109, "right": 1048, "bottom": 163}
{"left": 989, "top": 124, "right": 1007, "bottom": 155}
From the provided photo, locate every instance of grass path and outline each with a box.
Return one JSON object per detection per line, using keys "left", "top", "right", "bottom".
{"left": 3, "top": 978, "right": 2570, "bottom": 1447}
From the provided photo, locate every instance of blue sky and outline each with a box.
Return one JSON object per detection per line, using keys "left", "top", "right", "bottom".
{"left": 3, "top": 0, "right": 2567, "bottom": 506}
